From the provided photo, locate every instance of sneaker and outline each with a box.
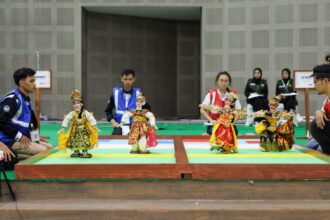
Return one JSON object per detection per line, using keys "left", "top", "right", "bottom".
{"left": 245, "top": 117, "right": 254, "bottom": 127}
{"left": 296, "top": 113, "right": 303, "bottom": 122}
{"left": 293, "top": 113, "right": 303, "bottom": 127}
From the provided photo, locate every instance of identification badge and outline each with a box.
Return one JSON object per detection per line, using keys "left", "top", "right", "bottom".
{"left": 30, "top": 129, "right": 40, "bottom": 142}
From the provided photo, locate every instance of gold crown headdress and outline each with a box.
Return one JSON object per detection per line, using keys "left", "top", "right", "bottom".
{"left": 269, "top": 95, "right": 281, "bottom": 105}
{"left": 71, "top": 89, "right": 82, "bottom": 101}
{"left": 136, "top": 94, "right": 146, "bottom": 102}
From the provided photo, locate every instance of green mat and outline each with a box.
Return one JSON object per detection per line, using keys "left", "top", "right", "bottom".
{"left": 1, "top": 122, "right": 311, "bottom": 181}
{"left": 33, "top": 148, "right": 175, "bottom": 165}
{"left": 0, "top": 170, "right": 14, "bottom": 180}
{"left": 186, "top": 148, "right": 328, "bottom": 164}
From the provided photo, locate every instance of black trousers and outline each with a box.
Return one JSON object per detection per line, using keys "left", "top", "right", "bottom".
{"left": 248, "top": 97, "right": 269, "bottom": 123}
{"left": 112, "top": 127, "right": 123, "bottom": 135}
{"left": 207, "top": 125, "right": 213, "bottom": 135}
{"left": 310, "top": 119, "right": 330, "bottom": 154}
{"left": 281, "top": 96, "right": 298, "bottom": 111}
{"left": 248, "top": 97, "right": 269, "bottom": 112}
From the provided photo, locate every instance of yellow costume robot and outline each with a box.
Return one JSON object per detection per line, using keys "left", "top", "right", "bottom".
{"left": 255, "top": 96, "right": 294, "bottom": 152}
{"left": 58, "top": 90, "right": 99, "bottom": 158}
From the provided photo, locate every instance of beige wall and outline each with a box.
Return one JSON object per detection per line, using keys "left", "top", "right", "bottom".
{"left": 0, "top": 0, "right": 329, "bottom": 119}
{"left": 201, "top": 0, "right": 330, "bottom": 116}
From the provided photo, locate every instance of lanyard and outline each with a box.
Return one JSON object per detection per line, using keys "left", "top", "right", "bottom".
{"left": 281, "top": 79, "right": 290, "bottom": 88}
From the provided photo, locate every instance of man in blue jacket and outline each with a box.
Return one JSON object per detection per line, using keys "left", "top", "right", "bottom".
{"left": 105, "top": 69, "right": 150, "bottom": 135}
{"left": 0, "top": 68, "right": 51, "bottom": 167}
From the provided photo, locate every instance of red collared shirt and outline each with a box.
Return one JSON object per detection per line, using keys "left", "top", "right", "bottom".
{"left": 321, "top": 96, "right": 330, "bottom": 119}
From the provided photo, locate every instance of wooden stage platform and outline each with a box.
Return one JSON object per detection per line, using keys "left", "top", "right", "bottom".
{"left": 14, "top": 135, "right": 330, "bottom": 180}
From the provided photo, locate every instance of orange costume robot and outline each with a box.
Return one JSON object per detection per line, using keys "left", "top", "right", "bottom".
{"left": 119, "top": 95, "right": 157, "bottom": 154}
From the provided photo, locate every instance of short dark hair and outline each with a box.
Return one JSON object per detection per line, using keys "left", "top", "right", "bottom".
{"left": 121, "top": 69, "right": 135, "bottom": 77}
{"left": 215, "top": 71, "right": 232, "bottom": 85}
{"left": 312, "top": 64, "right": 330, "bottom": 79}
{"left": 325, "top": 54, "right": 330, "bottom": 63}
{"left": 13, "top": 68, "right": 36, "bottom": 86}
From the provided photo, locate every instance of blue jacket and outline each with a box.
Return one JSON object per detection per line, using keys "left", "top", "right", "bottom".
{"left": 0, "top": 88, "right": 31, "bottom": 144}
{"left": 113, "top": 87, "right": 141, "bottom": 124}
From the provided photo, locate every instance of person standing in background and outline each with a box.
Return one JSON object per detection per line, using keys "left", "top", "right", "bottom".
{"left": 275, "top": 68, "right": 298, "bottom": 112}
{"left": 244, "top": 68, "right": 269, "bottom": 126}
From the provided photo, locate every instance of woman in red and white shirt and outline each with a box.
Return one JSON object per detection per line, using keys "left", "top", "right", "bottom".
{"left": 200, "top": 71, "right": 241, "bottom": 135}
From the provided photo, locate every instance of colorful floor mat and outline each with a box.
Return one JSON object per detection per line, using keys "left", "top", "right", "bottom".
{"left": 34, "top": 139, "right": 175, "bottom": 165}
{"left": 183, "top": 139, "right": 329, "bottom": 164}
